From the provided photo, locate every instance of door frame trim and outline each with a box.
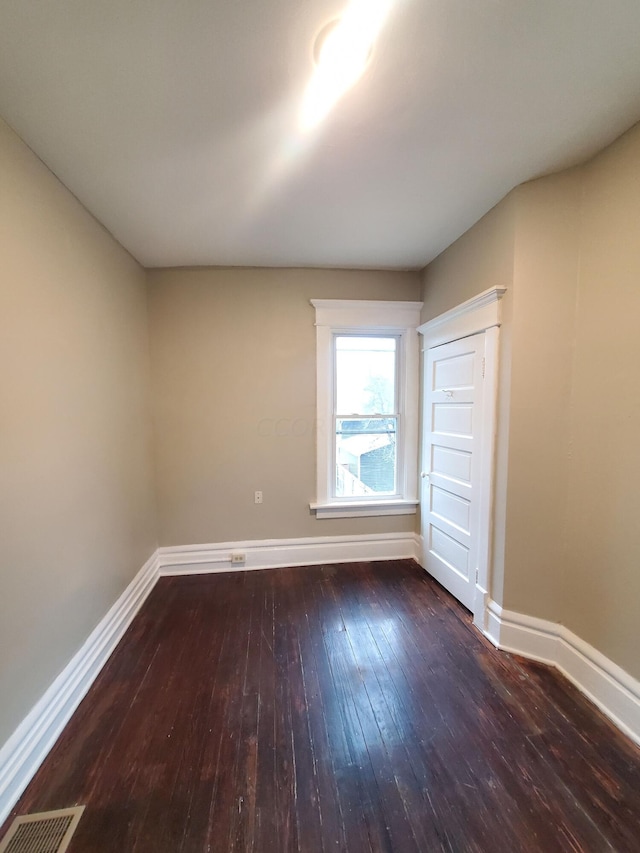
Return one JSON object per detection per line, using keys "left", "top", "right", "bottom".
{"left": 417, "top": 286, "right": 506, "bottom": 629}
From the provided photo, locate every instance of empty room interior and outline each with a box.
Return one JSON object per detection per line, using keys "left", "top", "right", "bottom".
{"left": 1, "top": 1, "right": 640, "bottom": 851}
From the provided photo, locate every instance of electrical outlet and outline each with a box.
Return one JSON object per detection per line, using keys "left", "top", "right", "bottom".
{"left": 254, "top": 490, "right": 263, "bottom": 504}
{"left": 231, "top": 552, "right": 246, "bottom": 564}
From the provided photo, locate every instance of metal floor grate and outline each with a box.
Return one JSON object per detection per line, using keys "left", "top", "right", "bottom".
{"left": 0, "top": 807, "right": 85, "bottom": 853}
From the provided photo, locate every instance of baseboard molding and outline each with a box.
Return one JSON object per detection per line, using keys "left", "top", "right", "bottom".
{"left": 11, "top": 537, "right": 635, "bottom": 830}
{"left": 158, "top": 532, "right": 422, "bottom": 575}
{"left": 0, "top": 532, "right": 420, "bottom": 825}
{"left": 0, "top": 552, "right": 159, "bottom": 827}
{"left": 485, "top": 599, "right": 640, "bottom": 747}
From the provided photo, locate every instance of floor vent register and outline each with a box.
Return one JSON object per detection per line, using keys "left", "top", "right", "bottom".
{"left": 0, "top": 806, "right": 85, "bottom": 853}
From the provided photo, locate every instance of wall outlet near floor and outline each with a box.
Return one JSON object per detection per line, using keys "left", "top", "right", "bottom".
{"left": 254, "top": 490, "right": 263, "bottom": 504}
{"left": 231, "top": 552, "right": 246, "bottom": 564}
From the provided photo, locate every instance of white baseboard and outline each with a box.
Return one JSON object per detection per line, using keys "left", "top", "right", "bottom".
{"left": 158, "top": 532, "right": 421, "bottom": 576}
{"left": 485, "top": 599, "right": 640, "bottom": 747}
{"left": 0, "top": 552, "right": 159, "bottom": 827}
{"left": 0, "top": 532, "right": 420, "bottom": 825}
{"left": 7, "top": 538, "right": 634, "bottom": 831}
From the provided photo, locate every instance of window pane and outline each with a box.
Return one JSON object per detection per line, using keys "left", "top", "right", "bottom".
{"left": 336, "top": 417, "right": 397, "bottom": 496}
{"left": 335, "top": 336, "right": 396, "bottom": 415}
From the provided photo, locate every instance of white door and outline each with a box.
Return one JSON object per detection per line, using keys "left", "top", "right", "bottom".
{"left": 420, "top": 334, "right": 485, "bottom": 611}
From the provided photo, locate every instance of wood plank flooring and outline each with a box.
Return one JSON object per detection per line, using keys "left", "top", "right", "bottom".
{"left": 2, "top": 560, "right": 640, "bottom": 852}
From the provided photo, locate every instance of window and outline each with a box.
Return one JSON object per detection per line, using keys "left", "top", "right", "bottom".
{"left": 335, "top": 335, "right": 398, "bottom": 497}
{"left": 310, "top": 299, "right": 423, "bottom": 518}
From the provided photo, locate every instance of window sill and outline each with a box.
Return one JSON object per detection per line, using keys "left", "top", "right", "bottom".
{"left": 310, "top": 499, "right": 418, "bottom": 519}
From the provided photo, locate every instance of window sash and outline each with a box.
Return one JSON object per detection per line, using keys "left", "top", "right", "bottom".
{"left": 333, "top": 333, "right": 399, "bottom": 418}
{"left": 332, "top": 333, "right": 402, "bottom": 501}
{"left": 334, "top": 415, "right": 399, "bottom": 498}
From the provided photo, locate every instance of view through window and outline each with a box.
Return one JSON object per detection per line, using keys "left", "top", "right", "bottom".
{"left": 334, "top": 335, "right": 398, "bottom": 498}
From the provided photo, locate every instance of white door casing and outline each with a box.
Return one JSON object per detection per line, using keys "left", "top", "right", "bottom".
{"left": 421, "top": 335, "right": 484, "bottom": 611}
{"left": 417, "top": 286, "right": 505, "bottom": 628}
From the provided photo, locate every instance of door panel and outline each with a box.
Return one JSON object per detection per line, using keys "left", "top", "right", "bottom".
{"left": 432, "top": 403, "right": 474, "bottom": 437}
{"left": 421, "top": 334, "right": 484, "bottom": 610}
{"left": 431, "top": 446, "right": 472, "bottom": 483}
{"left": 431, "top": 485, "right": 471, "bottom": 533}
{"left": 429, "top": 528, "right": 469, "bottom": 577}
{"left": 433, "top": 351, "right": 475, "bottom": 388}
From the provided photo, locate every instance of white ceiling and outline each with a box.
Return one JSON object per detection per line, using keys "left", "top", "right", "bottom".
{"left": 2, "top": 0, "right": 640, "bottom": 269}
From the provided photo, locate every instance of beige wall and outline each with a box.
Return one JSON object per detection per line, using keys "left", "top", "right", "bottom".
{"left": 421, "top": 196, "right": 516, "bottom": 603}
{"left": 147, "top": 267, "right": 421, "bottom": 546}
{"left": 563, "top": 124, "right": 640, "bottom": 678}
{"left": 421, "top": 197, "right": 517, "bottom": 323}
{"left": 0, "top": 118, "right": 157, "bottom": 746}
{"left": 421, "top": 120, "right": 640, "bottom": 681}
{"left": 503, "top": 171, "right": 582, "bottom": 621}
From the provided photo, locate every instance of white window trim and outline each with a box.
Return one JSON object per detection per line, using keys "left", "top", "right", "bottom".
{"left": 310, "top": 299, "right": 423, "bottom": 519}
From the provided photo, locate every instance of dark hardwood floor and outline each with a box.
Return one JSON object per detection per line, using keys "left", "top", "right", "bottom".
{"left": 2, "top": 560, "right": 640, "bottom": 852}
